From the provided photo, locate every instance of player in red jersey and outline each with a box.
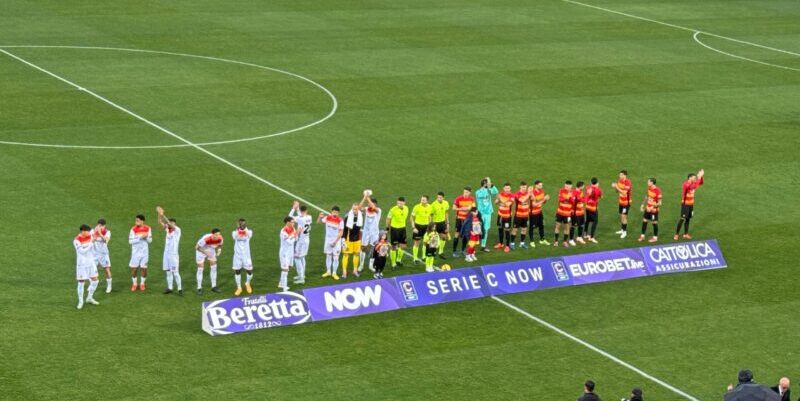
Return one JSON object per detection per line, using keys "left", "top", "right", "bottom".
{"left": 583, "top": 177, "right": 603, "bottom": 243}
{"left": 528, "top": 180, "right": 551, "bottom": 247}
{"left": 494, "top": 183, "right": 515, "bottom": 253}
{"left": 451, "top": 187, "right": 475, "bottom": 257}
{"left": 510, "top": 182, "right": 531, "bottom": 250}
{"left": 612, "top": 170, "right": 632, "bottom": 238}
{"left": 569, "top": 181, "right": 587, "bottom": 246}
{"left": 675, "top": 169, "right": 705, "bottom": 240}
{"left": 639, "top": 178, "right": 662, "bottom": 243}
{"left": 553, "top": 180, "right": 574, "bottom": 247}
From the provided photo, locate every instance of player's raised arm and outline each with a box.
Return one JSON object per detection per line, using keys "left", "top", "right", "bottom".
{"left": 289, "top": 200, "right": 300, "bottom": 218}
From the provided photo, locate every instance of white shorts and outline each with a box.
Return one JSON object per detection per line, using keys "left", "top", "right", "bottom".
{"left": 129, "top": 251, "right": 148, "bottom": 268}
{"left": 362, "top": 230, "right": 379, "bottom": 247}
{"left": 76, "top": 263, "right": 99, "bottom": 280}
{"left": 94, "top": 253, "right": 111, "bottom": 268}
{"left": 279, "top": 250, "right": 293, "bottom": 269}
{"left": 294, "top": 239, "right": 309, "bottom": 258}
{"left": 233, "top": 254, "right": 253, "bottom": 270}
{"left": 163, "top": 254, "right": 179, "bottom": 271}
{"left": 323, "top": 240, "right": 342, "bottom": 255}
{"left": 196, "top": 250, "right": 217, "bottom": 264}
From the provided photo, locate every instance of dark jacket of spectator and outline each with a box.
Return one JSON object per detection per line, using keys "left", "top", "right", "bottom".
{"left": 725, "top": 383, "right": 780, "bottom": 401}
{"left": 577, "top": 392, "right": 602, "bottom": 401}
{"left": 769, "top": 385, "right": 790, "bottom": 401}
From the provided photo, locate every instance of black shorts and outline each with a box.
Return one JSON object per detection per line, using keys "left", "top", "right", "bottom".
{"left": 390, "top": 227, "right": 407, "bottom": 245}
{"left": 586, "top": 210, "right": 598, "bottom": 223}
{"left": 528, "top": 213, "right": 543, "bottom": 228}
{"left": 498, "top": 217, "right": 512, "bottom": 229}
{"left": 555, "top": 214, "right": 570, "bottom": 224}
{"left": 455, "top": 219, "right": 465, "bottom": 234}
{"left": 680, "top": 205, "right": 694, "bottom": 219}
{"left": 412, "top": 224, "right": 427, "bottom": 240}
{"left": 619, "top": 205, "right": 630, "bottom": 215}
{"left": 435, "top": 221, "right": 448, "bottom": 234}
{"left": 374, "top": 256, "right": 386, "bottom": 270}
{"left": 571, "top": 215, "right": 585, "bottom": 226}
{"left": 643, "top": 212, "right": 659, "bottom": 221}
{"left": 514, "top": 216, "right": 528, "bottom": 228}
{"left": 426, "top": 247, "right": 438, "bottom": 257}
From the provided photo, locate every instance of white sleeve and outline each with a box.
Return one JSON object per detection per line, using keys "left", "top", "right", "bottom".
{"left": 231, "top": 231, "right": 238, "bottom": 241}
{"left": 74, "top": 240, "right": 91, "bottom": 255}
{"left": 105, "top": 230, "right": 111, "bottom": 242}
{"left": 128, "top": 229, "right": 139, "bottom": 245}
{"left": 247, "top": 229, "right": 253, "bottom": 239}
{"left": 146, "top": 229, "right": 152, "bottom": 244}
{"left": 288, "top": 208, "right": 299, "bottom": 218}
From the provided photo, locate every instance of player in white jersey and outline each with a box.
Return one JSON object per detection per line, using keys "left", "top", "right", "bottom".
{"left": 278, "top": 217, "right": 298, "bottom": 291}
{"left": 157, "top": 206, "right": 182, "bottom": 295}
{"left": 195, "top": 228, "right": 223, "bottom": 295}
{"left": 90, "top": 218, "right": 112, "bottom": 293}
{"left": 359, "top": 193, "right": 381, "bottom": 272}
{"left": 317, "top": 206, "right": 344, "bottom": 280}
{"left": 288, "top": 201, "right": 312, "bottom": 285}
{"left": 74, "top": 224, "right": 100, "bottom": 309}
{"left": 232, "top": 218, "right": 254, "bottom": 296}
{"left": 128, "top": 214, "right": 152, "bottom": 291}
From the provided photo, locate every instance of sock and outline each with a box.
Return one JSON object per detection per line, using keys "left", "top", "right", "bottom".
{"left": 554, "top": 232, "right": 559, "bottom": 242}
{"left": 511, "top": 231, "right": 517, "bottom": 245}
{"left": 480, "top": 233, "right": 488, "bottom": 248}
{"left": 438, "top": 240, "right": 446, "bottom": 254}
{"left": 342, "top": 254, "right": 350, "bottom": 272}
{"left": 412, "top": 245, "right": 419, "bottom": 260}
{"left": 326, "top": 254, "right": 333, "bottom": 274}
{"left": 578, "top": 225, "right": 584, "bottom": 237}
{"left": 569, "top": 226, "right": 575, "bottom": 240}
{"left": 210, "top": 266, "right": 217, "bottom": 287}
{"left": 461, "top": 237, "right": 467, "bottom": 251}
{"left": 538, "top": 225, "right": 545, "bottom": 241}
{"left": 295, "top": 257, "right": 305, "bottom": 280}
{"left": 520, "top": 232, "right": 527, "bottom": 243}
{"left": 234, "top": 272, "right": 241, "bottom": 288}
{"left": 196, "top": 268, "right": 204, "bottom": 289}
{"left": 352, "top": 254, "right": 360, "bottom": 271}
{"left": 332, "top": 255, "right": 340, "bottom": 271}
{"left": 358, "top": 251, "right": 366, "bottom": 269}
{"left": 676, "top": 219, "right": 683, "bottom": 235}
{"left": 77, "top": 282, "right": 85, "bottom": 303}
{"left": 653, "top": 223, "right": 659, "bottom": 236}
{"left": 505, "top": 231, "right": 511, "bottom": 246}
{"left": 369, "top": 257, "right": 375, "bottom": 269}
{"left": 279, "top": 270, "right": 288, "bottom": 288}
{"left": 498, "top": 227, "right": 504, "bottom": 244}
{"left": 140, "top": 277, "right": 146, "bottom": 284}
{"left": 684, "top": 219, "right": 691, "bottom": 234}
{"left": 563, "top": 234, "right": 569, "bottom": 242}
{"left": 426, "top": 256, "right": 434, "bottom": 269}
{"left": 131, "top": 276, "right": 137, "bottom": 285}
{"left": 452, "top": 237, "right": 458, "bottom": 252}
{"left": 87, "top": 280, "right": 98, "bottom": 298}
{"left": 641, "top": 222, "right": 648, "bottom": 235}
{"left": 106, "top": 278, "right": 112, "bottom": 289}
{"left": 396, "top": 249, "right": 403, "bottom": 263}
{"left": 622, "top": 223, "right": 628, "bottom": 231}
{"left": 173, "top": 270, "right": 182, "bottom": 290}
{"left": 166, "top": 271, "right": 174, "bottom": 290}
{"left": 246, "top": 272, "right": 253, "bottom": 284}
{"left": 467, "top": 246, "right": 474, "bottom": 256}
{"left": 590, "top": 222, "right": 597, "bottom": 237}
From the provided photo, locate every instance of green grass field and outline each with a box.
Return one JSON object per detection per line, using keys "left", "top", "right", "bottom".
{"left": 2, "top": 0, "right": 799, "bottom": 399}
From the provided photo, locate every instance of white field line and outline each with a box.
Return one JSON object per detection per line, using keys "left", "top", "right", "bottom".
{"left": 693, "top": 32, "right": 800, "bottom": 72}
{"left": 0, "top": 45, "right": 337, "bottom": 149}
{"left": 2, "top": 46, "right": 694, "bottom": 399}
{"left": 560, "top": 0, "right": 800, "bottom": 57}
{"left": 491, "top": 296, "right": 702, "bottom": 401}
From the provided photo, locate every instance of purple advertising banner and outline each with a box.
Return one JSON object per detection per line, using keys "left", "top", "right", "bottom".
{"left": 395, "top": 268, "right": 490, "bottom": 307}
{"left": 562, "top": 247, "right": 649, "bottom": 285}
{"left": 641, "top": 239, "right": 726, "bottom": 274}
{"left": 482, "top": 257, "right": 572, "bottom": 296}
{"left": 201, "top": 291, "right": 312, "bottom": 336}
{"left": 303, "top": 278, "right": 405, "bottom": 321}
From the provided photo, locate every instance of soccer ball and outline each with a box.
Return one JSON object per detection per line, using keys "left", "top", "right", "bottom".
{"left": 440, "top": 264, "right": 451, "bottom": 271}
{"left": 363, "top": 189, "right": 373, "bottom": 197}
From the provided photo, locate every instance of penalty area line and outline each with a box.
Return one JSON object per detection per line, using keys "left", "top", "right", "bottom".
{"left": 490, "top": 296, "right": 701, "bottom": 401}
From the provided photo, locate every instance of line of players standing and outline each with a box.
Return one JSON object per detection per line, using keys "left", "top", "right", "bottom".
{"left": 73, "top": 169, "right": 704, "bottom": 309}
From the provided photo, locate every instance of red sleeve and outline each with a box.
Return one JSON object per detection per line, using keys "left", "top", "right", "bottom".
{"left": 698, "top": 177, "right": 704, "bottom": 186}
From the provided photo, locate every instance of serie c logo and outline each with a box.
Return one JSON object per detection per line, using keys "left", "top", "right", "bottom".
{"left": 399, "top": 280, "right": 418, "bottom": 301}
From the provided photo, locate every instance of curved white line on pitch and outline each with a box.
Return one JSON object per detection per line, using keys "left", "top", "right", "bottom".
{"left": 692, "top": 32, "right": 800, "bottom": 72}
{"left": 0, "top": 45, "right": 338, "bottom": 149}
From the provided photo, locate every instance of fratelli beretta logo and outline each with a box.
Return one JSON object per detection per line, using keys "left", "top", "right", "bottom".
{"left": 202, "top": 291, "right": 311, "bottom": 336}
